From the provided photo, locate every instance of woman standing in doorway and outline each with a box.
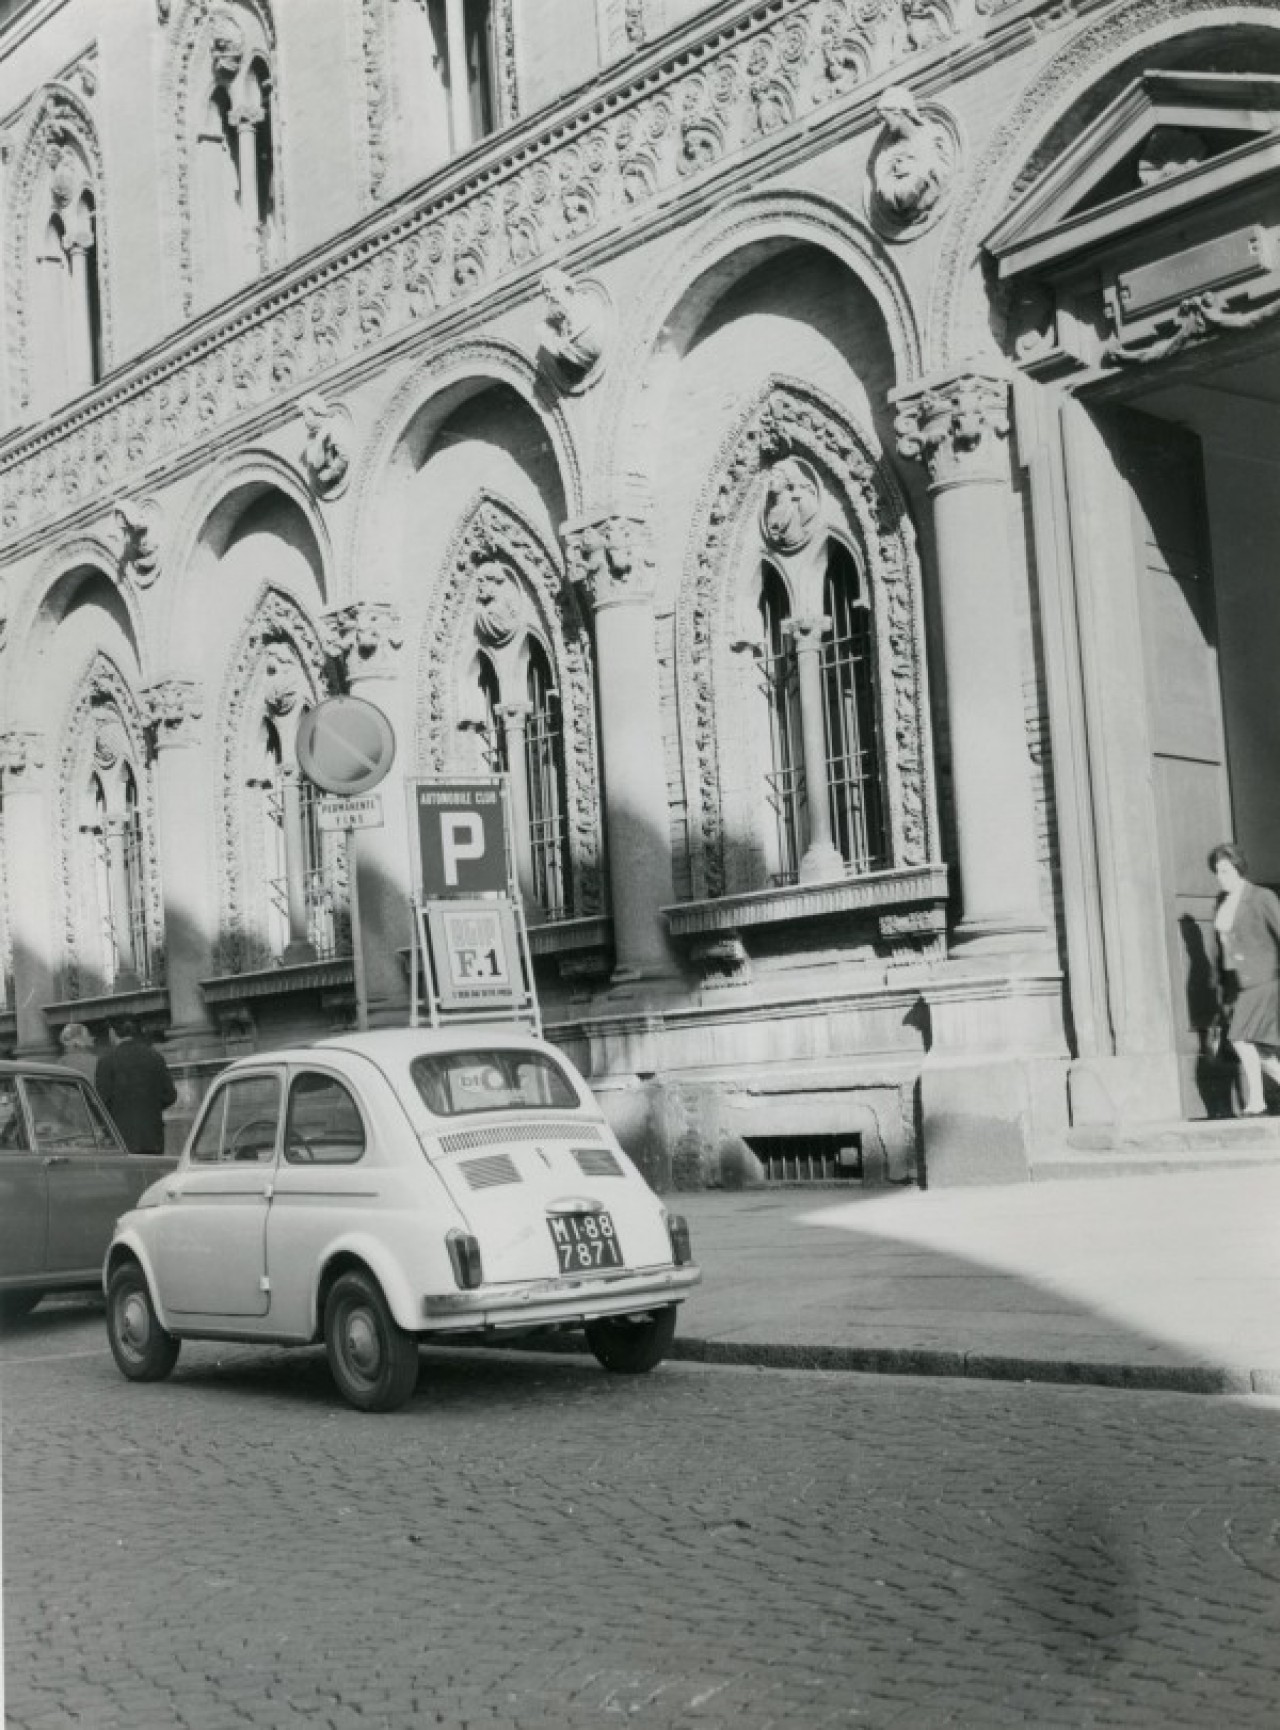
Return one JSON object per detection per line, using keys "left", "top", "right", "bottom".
{"left": 1210, "top": 842, "right": 1280, "bottom": 1115}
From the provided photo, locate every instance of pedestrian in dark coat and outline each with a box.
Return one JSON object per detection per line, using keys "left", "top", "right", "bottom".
{"left": 95, "top": 1017, "right": 177, "bottom": 1155}
{"left": 1210, "top": 842, "right": 1280, "bottom": 1116}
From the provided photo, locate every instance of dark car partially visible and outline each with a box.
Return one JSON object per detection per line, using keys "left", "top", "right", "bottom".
{"left": 0, "top": 1059, "right": 175, "bottom": 1324}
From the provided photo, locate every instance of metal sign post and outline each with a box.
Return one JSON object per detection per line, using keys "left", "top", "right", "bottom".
{"left": 295, "top": 697, "right": 396, "bottom": 1036}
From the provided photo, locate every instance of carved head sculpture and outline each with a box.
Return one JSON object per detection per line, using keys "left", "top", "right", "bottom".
{"left": 210, "top": 8, "right": 247, "bottom": 82}
{"left": 760, "top": 456, "right": 822, "bottom": 556}
{"left": 474, "top": 557, "right": 525, "bottom": 647}
{"left": 48, "top": 140, "right": 80, "bottom": 211}
{"left": 539, "top": 269, "right": 605, "bottom": 380}
{"left": 872, "top": 87, "right": 949, "bottom": 225}
{"left": 540, "top": 268, "right": 576, "bottom": 331}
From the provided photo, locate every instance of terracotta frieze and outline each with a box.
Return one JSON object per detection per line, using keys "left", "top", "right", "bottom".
{"left": 1, "top": 0, "right": 1015, "bottom": 549}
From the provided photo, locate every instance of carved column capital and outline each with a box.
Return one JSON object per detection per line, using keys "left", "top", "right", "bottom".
{"left": 0, "top": 729, "right": 47, "bottom": 787}
{"left": 142, "top": 679, "right": 204, "bottom": 748}
{"left": 783, "top": 614, "right": 831, "bottom": 653}
{"left": 562, "top": 515, "right": 655, "bottom": 611}
{"left": 322, "top": 601, "right": 404, "bottom": 682}
{"left": 892, "top": 370, "right": 1011, "bottom": 490}
{"left": 497, "top": 700, "right": 533, "bottom": 731}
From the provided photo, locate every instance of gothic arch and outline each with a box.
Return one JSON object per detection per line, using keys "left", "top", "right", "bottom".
{"left": 56, "top": 653, "right": 162, "bottom": 1000}
{"left": 5, "top": 82, "right": 112, "bottom": 421}
{"left": 162, "top": 0, "right": 284, "bottom": 320}
{"left": 602, "top": 189, "right": 923, "bottom": 507}
{"left": 416, "top": 493, "right": 604, "bottom": 916}
{"left": 3, "top": 536, "right": 141, "bottom": 730}
{"left": 216, "top": 585, "right": 334, "bottom": 971}
{"left": 926, "top": 0, "right": 1280, "bottom": 368}
{"left": 347, "top": 338, "right": 584, "bottom": 591}
{"left": 162, "top": 451, "right": 332, "bottom": 668}
{"left": 676, "top": 376, "right": 936, "bottom": 899}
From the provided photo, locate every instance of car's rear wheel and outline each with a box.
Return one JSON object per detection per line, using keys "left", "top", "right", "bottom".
{"left": 324, "top": 1270, "right": 419, "bottom": 1413}
{"left": 584, "top": 1305, "right": 678, "bottom": 1374}
{"left": 0, "top": 1290, "right": 42, "bottom": 1327}
{"left": 106, "top": 1262, "right": 180, "bottom": 1382}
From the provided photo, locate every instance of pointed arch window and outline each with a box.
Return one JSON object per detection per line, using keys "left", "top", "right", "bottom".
{"left": 246, "top": 697, "right": 347, "bottom": 966}
{"left": 525, "top": 641, "right": 570, "bottom": 920}
{"left": 191, "top": 10, "right": 280, "bottom": 306}
{"left": 754, "top": 539, "right": 888, "bottom": 887}
{"left": 76, "top": 717, "right": 153, "bottom": 994}
{"left": 31, "top": 160, "right": 102, "bottom": 410}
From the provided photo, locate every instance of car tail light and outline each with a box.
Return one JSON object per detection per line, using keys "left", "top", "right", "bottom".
{"left": 446, "top": 1229, "right": 484, "bottom": 1290}
{"left": 666, "top": 1213, "right": 692, "bottom": 1267}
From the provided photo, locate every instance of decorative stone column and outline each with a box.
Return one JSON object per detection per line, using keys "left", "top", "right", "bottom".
{"left": 103, "top": 815, "right": 140, "bottom": 990}
{"left": 893, "top": 369, "right": 1046, "bottom": 952}
{"left": 442, "top": 0, "right": 472, "bottom": 151}
{"left": 783, "top": 614, "right": 843, "bottom": 884}
{"left": 142, "top": 680, "right": 217, "bottom": 1048}
{"left": 497, "top": 700, "right": 536, "bottom": 911}
{"left": 233, "top": 104, "right": 264, "bottom": 270}
{"left": 322, "top": 602, "right": 411, "bottom": 1026}
{"left": 564, "top": 515, "right": 677, "bottom": 983}
{"left": 0, "top": 731, "right": 58, "bottom": 1055}
{"left": 64, "top": 225, "right": 96, "bottom": 391}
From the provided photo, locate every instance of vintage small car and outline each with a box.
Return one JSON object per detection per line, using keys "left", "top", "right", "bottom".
{"left": 0, "top": 1058, "right": 175, "bottom": 1324}
{"left": 104, "top": 1027, "right": 700, "bottom": 1411}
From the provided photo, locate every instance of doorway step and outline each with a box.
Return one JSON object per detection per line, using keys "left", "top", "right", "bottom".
{"left": 1030, "top": 1117, "right": 1280, "bottom": 1182}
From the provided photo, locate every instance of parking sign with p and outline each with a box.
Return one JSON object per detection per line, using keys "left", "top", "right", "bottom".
{"left": 415, "top": 779, "right": 510, "bottom": 898}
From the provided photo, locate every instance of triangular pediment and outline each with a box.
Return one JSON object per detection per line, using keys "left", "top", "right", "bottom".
{"left": 986, "top": 72, "right": 1280, "bottom": 278}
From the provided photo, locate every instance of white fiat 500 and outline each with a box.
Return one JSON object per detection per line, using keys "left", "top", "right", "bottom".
{"left": 104, "top": 1028, "right": 699, "bottom": 1411}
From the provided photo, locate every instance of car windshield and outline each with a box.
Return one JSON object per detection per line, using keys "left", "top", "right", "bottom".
{"left": 410, "top": 1048, "right": 580, "bottom": 1118}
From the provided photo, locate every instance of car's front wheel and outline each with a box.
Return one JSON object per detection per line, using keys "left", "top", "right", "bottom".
{"left": 585, "top": 1305, "right": 678, "bottom": 1374}
{"left": 106, "top": 1262, "right": 181, "bottom": 1382}
{"left": 324, "top": 1270, "right": 419, "bottom": 1413}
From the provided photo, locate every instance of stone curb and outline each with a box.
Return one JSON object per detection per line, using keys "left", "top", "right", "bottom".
{"left": 511, "top": 1332, "right": 1280, "bottom": 1397}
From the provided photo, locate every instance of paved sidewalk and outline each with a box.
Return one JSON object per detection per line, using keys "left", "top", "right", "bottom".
{"left": 652, "top": 1168, "right": 1280, "bottom": 1396}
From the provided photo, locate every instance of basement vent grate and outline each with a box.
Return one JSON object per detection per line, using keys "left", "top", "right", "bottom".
{"left": 746, "top": 1134, "right": 863, "bottom": 1183}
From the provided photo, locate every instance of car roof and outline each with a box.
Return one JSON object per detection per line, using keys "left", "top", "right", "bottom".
{"left": 221, "top": 1024, "right": 559, "bottom": 1071}
{"left": 0, "top": 1058, "right": 83, "bottom": 1079}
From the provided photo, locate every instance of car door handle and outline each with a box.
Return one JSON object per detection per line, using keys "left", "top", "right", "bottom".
{"left": 164, "top": 1183, "right": 180, "bottom": 1198}
{"left": 43, "top": 1154, "right": 70, "bottom": 1168}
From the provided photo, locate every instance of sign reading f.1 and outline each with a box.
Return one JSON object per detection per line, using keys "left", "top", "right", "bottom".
{"left": 416, "top": 779, "right": 509, "bottom": 898}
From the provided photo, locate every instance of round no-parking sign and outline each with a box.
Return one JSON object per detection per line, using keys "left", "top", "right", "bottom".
{"left": 296, "top": 696, "right": 396, "bottom": 796}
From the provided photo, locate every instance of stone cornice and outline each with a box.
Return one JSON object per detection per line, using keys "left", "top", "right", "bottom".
{"left": 663, "top": 864, "right": 949, "bottom": 936}
{"left": 0, "top": 0, "right": 1038, "bottom": 554}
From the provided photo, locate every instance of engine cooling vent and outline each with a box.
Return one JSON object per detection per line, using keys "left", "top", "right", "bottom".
{"left": 438, "top": 1121, "right": 606, "bottom": 1154}
{"left": 461, "top": 1153, "right": 520, "bottom": 1190}
{"left": 574, "top": 1146, "right": 623, "bottom": 1178}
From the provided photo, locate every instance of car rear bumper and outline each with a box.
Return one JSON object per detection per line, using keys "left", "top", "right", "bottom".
{"left": 418, "top": 1262, "right": 701, "bottom": 1333}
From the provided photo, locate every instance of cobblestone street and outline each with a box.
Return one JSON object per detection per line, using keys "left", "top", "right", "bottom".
{"left": 4, "top": 1300, "right": 1280, "bottom": 1730}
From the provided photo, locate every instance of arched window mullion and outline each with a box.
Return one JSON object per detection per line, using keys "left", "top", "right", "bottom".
{"left": 759, "top": 562, "right": 803, "bottom": 886}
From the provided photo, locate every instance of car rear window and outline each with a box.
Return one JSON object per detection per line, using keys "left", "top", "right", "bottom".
{"left": 410, "top": 1049, "right": 580, "bottom": 1117}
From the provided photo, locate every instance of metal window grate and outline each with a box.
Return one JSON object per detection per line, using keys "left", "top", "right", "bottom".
{"left": 526, "top": 648, "right": 572, "bottom": 921}
{"left": 747, "top": 1134, "right": 864, "bottom": 1183}
{"left": 821, "top": 546, "right": 888, "bottom": 875}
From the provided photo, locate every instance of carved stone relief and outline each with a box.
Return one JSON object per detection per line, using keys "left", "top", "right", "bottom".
{"left": 113, "top": 498, "right": 163, "bottom": 587}
{"left": 419, "top": 497, "right": 604, "bottom": 916}
{"left": 537, "top": 270, "right": 610, "bottom": 392}
{"left": 676, "top": 379, "right": 936, "bottom": 898}
{"left": 866, "top": 86, "right": 959, "bottom": 242}
{"left": 299, "top": 394, "right": 353, "bottom": 499}
{"left": 5, "top": 0, "right": 1004, "bottom": 545}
